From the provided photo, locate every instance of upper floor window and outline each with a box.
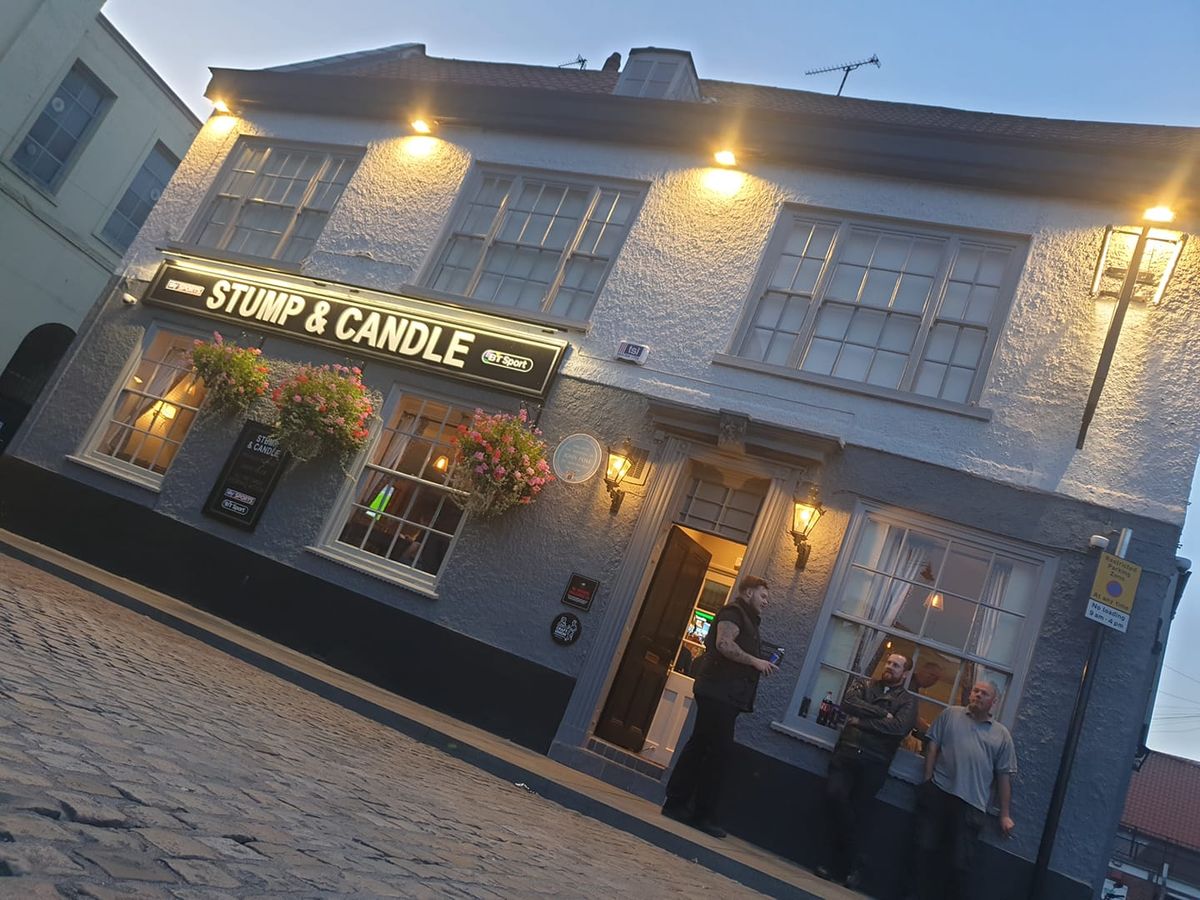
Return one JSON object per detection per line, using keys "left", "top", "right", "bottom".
{"left": 13, "top": 62, "right": 111, "bottom": 191}
{"left": 780, "top": 502, "right": 1054, "bottom": 778}
{"left": 101, "top": 142, "right": 179, "bottom": 253}
{"left": 733, "top": 211, "right": 1026, "bottom": 405}
{"left": 190, "top": 140, "right": 360, "bottom": 263}
{"left": 427, "top": 169, "right": 643, "bottom": 322}
{"left": 86, "top": 328, "right": 205, "bottom": 486}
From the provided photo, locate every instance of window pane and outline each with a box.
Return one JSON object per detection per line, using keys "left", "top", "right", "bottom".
{"left": 14, "top": 63, "right": 108, "bottom": 189}
{"left": 102, "top": 144, "right": 179, "bottom": 252}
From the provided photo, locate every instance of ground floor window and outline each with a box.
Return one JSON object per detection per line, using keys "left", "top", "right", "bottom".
{"left": 87, "top": 328, "right": 205, "bottom": 483}
{"left": 781, "top": 501, "right": 1054, "bottom": 771}
{"left": 324, "top": 389, "right": 472, "bottom": 584}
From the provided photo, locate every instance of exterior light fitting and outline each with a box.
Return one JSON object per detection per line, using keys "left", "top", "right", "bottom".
{"left": 790, "top": 489, "right": 824, "bottom": 571}
{"left": 604, "top": 439, "right": 634, "bottom": 515}
{"left": 713, "top": 149, "right": 737, "bottom": 167}
{"left": 212, "top": 99, "right": 232, "bottom": 115}
{"left": 411, "top": 118, "right": 434, "bottom": 134}
{"left": 1143, "top": 205, "right": 1175, "bottom": 224}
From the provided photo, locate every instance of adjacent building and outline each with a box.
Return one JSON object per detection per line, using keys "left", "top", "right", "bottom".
{"left": 0, "top": 0, "right": 199, "bottom": 450}
{"left": 1108, "top": 751, "right": 1200, "bottom": 899}
{"left": 3, "top": 40, "right": 1198, "bottom": 900}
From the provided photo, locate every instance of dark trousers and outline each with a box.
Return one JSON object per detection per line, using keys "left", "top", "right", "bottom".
{"left": 822, "top": 750, "right": 890, "bottom": 878}
{"left": 914, "top": 782, "right": 986, "bottom": 900}
{"left": 664, "top": 696, "right": 740, "bottom": 819}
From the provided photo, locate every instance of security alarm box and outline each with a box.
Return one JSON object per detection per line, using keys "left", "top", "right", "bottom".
{"left": 616, "top": 341, "right": 649, "bottom": 365}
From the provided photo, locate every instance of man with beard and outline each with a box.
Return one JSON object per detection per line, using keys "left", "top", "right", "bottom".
{"left": 817, "top": 652, "right": 917, "bottom": 888}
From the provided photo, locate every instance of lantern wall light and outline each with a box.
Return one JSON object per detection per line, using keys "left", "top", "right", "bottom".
{"left": 791, "top": 489, "right": 824, "bottom": 571}
{"left": 604, "top": 439, "right": 634, "bottom": 515}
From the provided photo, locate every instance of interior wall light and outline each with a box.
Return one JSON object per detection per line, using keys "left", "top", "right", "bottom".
{"left": 433, "top": 454, "right": 449, "bottom": 473}
{"left": 604, "top": 439, "right": 634, "bottom": 515}
{"left": 790, "top": 489, "right": 824, "bottom": 571}
{"left": 926, "top": 592, "right": 944, "bottom": 611}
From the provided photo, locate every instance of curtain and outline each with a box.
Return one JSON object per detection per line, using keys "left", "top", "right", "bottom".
{"left": 854, "top": 531, "right": 929, "bottom": 672}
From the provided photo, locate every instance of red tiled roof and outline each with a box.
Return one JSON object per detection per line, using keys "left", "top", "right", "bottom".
{"left": 1122, "top": 752, "right": 1200, "bottom": 852}
{"left": 267, "top": 45, "right": 1200, "bottom": 152}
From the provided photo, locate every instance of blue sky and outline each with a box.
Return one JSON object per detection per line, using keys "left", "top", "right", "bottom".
{"left": 105, "top": 0, "right": 1200, "bottom": 760}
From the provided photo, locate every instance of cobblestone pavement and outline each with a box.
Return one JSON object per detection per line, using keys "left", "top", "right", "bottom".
{"left": 0, "top": 553, "right": 764, "bottom": 899}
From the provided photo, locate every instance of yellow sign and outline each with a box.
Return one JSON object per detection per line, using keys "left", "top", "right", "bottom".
{"left": 1089, "top": 552, "right": 1141, "bottom": 615}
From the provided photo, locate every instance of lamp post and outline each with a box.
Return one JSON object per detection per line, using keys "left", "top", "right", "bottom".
{"left": 1076, "top": 206, "right": 1175, "bottom": 450}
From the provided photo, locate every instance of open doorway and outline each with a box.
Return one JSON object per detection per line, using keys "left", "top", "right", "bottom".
{"left": 594, "top": 525, "right": 750, "bottom": 765}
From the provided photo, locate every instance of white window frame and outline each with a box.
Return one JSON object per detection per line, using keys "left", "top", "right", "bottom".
{"left": 774, "top": 499, "right": 1056, "bottom": 782}
{"left": 184, "top": 137, "right": 362, "bottom": 264}
{"left": 729, "top": 207, "right": 1028, "bottom": 408}
{"left": 71, "top": 322, "right": 208, "bottom": 491}
{"left": 310, "top": 384, "right": 475, "bottom": 597}
{"left": 614, "top": 54, "right": 699, "bottom": 100}
{"left": 421, "top": 164, "right": 646, "bottom": 324}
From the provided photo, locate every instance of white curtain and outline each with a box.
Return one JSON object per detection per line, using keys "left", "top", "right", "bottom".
{"left": 854, "top": 532, "right": 929, "bottom": 672}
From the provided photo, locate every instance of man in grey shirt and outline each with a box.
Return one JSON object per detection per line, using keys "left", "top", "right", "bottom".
{"left": 915, "top": 680, "right": 1016, "bottom": 899}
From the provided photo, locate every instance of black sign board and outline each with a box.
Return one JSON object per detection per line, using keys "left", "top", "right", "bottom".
{"left": 202, "top": 420, "right": 289, "bottom": 530}
{"left": 551, "top": 613, "right": 582, "bottom": 646}
{"left": 144, "top": 260, "right": 567, "bottom": 400}
{"left": 561, "top": 573, "right": 599, "bottom": 612}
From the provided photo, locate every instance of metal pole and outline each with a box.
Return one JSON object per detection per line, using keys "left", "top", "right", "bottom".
{"left": 837, "top": 67, "right": 850, "bottom": 96}
{"left": 1077, "top": 227, "right": 1153, "bottom": 449}
{"left": 1030, "top": 529, "right": 1132, "bottom": 898}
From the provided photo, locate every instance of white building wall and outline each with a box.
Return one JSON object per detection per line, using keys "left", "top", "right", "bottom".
{"left": 123, "top": 110, "right": 1200, "bottom": 525}
{"left": 0, "top": 4, "right": 198, "bottom": 370}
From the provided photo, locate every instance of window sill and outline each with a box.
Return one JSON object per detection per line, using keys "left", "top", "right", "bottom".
{"left": 305, "top": 544, "right": 440, "bottom": 600}
{"left": 712, "top": 354, "right": 993, "bottom": 422}
{"left": 65, "top": 453, "right": 163, "bottom": 493}
{"left": 1, "top": 158, "right": 60, "bottom": 206}
{"left": 406, "top": 283, "right": 591, "bottom": 334}
{"left": 162, "top": 242, "right": 304, "bottom": 275}
{"left": 770, "top": 720, "right": 925, "bottom": 784}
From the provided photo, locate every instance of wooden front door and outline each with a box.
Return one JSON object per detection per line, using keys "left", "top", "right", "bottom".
{"left": 595, "top": 526, "right": 712, "bottom": 752}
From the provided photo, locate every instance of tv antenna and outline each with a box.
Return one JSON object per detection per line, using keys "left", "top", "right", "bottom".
{"left": 558, "top": 54, "right": 587, "bottom": 70}
{"left": 805, "top": 54, "right": 881, "bottom": 96}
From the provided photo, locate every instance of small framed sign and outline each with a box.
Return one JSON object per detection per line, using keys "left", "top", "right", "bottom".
{"left": 202, "top": 420, "right": 289, "bottom": 531}
{"left": 551, "top": 612, "right": 582, "bottom": 646}
{"left": 561, "top": 573, "right": 599, "bottom": 612}
{"left": 552, "top": 433, "right": 603, "bottom": 483}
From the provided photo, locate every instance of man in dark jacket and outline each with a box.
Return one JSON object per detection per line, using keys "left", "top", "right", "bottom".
{"left": 662, "top": 575, "right": 777, "bottom": 838}
{"left": 817, "top": 652, "right": 917, "bottom": 887}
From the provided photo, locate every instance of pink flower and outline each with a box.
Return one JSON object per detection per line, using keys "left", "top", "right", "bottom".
{"left": 495, "top": 466, "right": 506, "bottom": 477}
{"left": 293, "top": 395, "right": 302, "bottom": 403}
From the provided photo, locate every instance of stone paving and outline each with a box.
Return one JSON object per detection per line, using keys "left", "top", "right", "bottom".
{"left": 0, "top": 553, "right": 763, "bottom": 899}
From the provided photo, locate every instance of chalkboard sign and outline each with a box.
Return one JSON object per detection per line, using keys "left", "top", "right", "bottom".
{"left": 561, "top": 573, "right": 599, "bottom": 612}
{"left": 202, "top": 420, "right": 289, "bottom": 530}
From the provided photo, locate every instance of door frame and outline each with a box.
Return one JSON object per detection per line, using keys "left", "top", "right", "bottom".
{"left": 553, "top": 435, "right": 805, "bottom": 750}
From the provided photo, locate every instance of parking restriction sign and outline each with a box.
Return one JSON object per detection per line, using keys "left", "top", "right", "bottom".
{"left": 1085, "top": 551, "right": 1141, "bottom": 633}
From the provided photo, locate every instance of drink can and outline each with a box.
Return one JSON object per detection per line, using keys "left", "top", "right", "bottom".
{"left": 768, "top": 647, "right": 785, "bottom": 665}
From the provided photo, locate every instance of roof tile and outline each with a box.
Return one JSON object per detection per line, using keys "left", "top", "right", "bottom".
{"left": 1122, "top": 752, "right": 1200, "bottom": 852}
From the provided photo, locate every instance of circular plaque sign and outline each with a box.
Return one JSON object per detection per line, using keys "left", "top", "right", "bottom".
{"left": 552, "top": 433, "right": 603, "bottom": 483}
{"left": 551, "top": 612, "right": 582, "bottom": 646}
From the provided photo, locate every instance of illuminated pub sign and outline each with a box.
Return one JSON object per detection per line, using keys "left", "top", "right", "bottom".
{"left": 143, "top": 260, "right": 568, "bottom": 400}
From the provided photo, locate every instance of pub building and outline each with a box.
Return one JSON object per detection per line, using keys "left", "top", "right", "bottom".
{"left": 3, "top": 42, "right": 1198, "bottom": 900}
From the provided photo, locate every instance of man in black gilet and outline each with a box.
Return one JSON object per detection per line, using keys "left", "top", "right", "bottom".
{"left": 662, "top": 575, "right": 777, "bottom": 838}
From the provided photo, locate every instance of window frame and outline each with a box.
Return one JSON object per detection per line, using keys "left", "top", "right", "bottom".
{"left": 311, "top": 383, "right": 475, "bottom": 597}
{"left": 72, "top": 322, "right": 209, "bottom": 491}
{"left": 98, "top": 140, "right": 180, "bottom": 255}
{"left": 182, "top": 137, "right": 363, "bottom": 264}
{"left": 8, "top": 60, "right": 113, "bottom": 195}
{"left": 774, "top": 499, "right": 1056, "bottom": 782}
{"left": 729, "top": 206, "right": 1029, "bottom": 408}
{"left": 420, "top": 163, "right": 646, "bottom": 323}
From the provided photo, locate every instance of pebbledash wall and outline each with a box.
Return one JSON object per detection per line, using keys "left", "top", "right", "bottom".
{"left": 4, "top": 48, "right": 1200, "bottom": 900}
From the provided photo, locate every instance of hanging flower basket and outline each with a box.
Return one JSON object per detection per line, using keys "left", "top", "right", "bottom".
{"left": 188, "top": 332, "right": 269, "bottom": 415}
{"left": 448, "top": 408, "right": 553, "bottom": 518}
{"left": 270, "top": 364, "right": 374, "bottom": 463}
